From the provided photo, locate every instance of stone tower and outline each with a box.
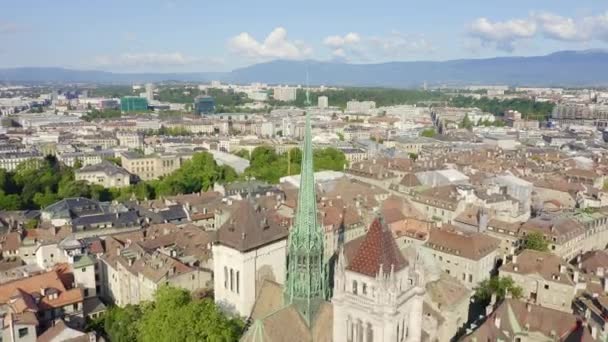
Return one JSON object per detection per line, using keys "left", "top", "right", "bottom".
{"left": 333, "top": 216, "right": 426, "bottom": 342}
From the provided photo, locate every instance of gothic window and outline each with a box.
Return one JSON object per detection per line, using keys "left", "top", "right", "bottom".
{"left": 230, "top": 269, "right": 234, "bottom": 292}
{"left": 224, "top": 267, "right": 228, "bottom": 289}
{"left": 352, "top": 280, "right": 358, "bottom": 295}
{"left": 236, "top": 271, "right": 240, "bottom": 294}
{"left": 362, "top": 283, "right": 367, "bottom": 295}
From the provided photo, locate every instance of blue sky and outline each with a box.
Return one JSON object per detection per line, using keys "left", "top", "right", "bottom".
{"left": 1, "top": 0, "right": 607, "bottom": 72}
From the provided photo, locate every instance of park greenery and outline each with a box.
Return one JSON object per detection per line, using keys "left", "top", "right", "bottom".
{"left": 245, "top": 146, "right": 348, "bottom": 183}
{"left": 83, "top": 109, "right": 122, "bottom": 121}
{"left": 523, "top": 232, "right": 550, "bottom": 252}
{"left": 474, "top": 276, "right": 523, "bottom": 304}
{"left": 420, "top": 128, "right": 437, "bottom": 138}
{"left": 0, "top": 152, "right": 237, "bottom": 211}
{"left": 450, "top": 95, "right": 555, "bottom": 120}
{"left": 289, "top": 88, "right": 447, "bottom": 108}
{"left": 90, "top": 286, "right": 243, "bottom": 342}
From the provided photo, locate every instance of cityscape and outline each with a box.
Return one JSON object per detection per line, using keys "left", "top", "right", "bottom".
{"left": 2, "top": 1, "right": 608, "bottom": 342}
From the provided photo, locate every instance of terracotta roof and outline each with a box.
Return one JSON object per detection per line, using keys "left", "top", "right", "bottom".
{"left": 216, "top": 200, "right": 288, "bottom": 252}
{"left": 0, "top": 232, "right": 20, "bottom": 252}
{"left": 462, "top": 299, "right": 593, "bottom": 342}
{"left": 578, "top": 250, "right": 608, "bottom": 275}
{"left": 347, "top": 217, "right": 408, "bottom": 277}
{"left": 37, "top": 320, "right": 91, "bottom": 342}
{"left": 400, "top": 173, "right": 421, "bottom": 187}
{"left": 425, "top": 225, "right": 499, "bottom": 260}
{"left": 0, "top": 270, "right": 83, "bottom": 311}
{"left": 500, "top": 249, "right": 574, "bottom": 286}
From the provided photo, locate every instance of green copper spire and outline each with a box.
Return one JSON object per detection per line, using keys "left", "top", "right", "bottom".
{"left": 284, "top": 85, "right": 327, "bottom": 325}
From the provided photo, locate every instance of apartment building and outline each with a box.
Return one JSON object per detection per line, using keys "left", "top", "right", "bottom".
{"left": 421, "top": 224, "right": 500, "bottom": 289}
{"left": 100, "top": 233, "right": 210, "bottom": 307}
{"left": 500, "top": 249, "right": 577, "bottom": 312}
{"left": 121, "top": 151, "right": 192, "bottom": 180}
{"left": 75, "top": 161, "right": 131, "bottom": 188}
{"left": 0, "top": 152, "right": 43, "bottom": 171}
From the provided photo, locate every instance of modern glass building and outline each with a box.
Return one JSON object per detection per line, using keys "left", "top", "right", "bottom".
{"left": 194, "top": 96, "right": 215, "bottom": 115}
{"left": 120, "top": 96, "right": 149, "bottom": 112}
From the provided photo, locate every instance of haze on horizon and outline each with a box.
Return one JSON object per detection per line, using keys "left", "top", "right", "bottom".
{"left": 1, "top": 0, "right": 608, "bottom": 72}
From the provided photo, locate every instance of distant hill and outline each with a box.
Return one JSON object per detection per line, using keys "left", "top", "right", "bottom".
{"left": 2, "top": 50, "right": 608, "bottom": 87}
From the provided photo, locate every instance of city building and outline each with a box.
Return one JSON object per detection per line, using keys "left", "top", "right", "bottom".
{"left": 421, "top": 225, "right": 500, "bottom": 289}
{"left": 346, "top": 100, "right": 376, "bottom": 113}
{"left": 120, "top": 152, "right": 191, "bottom": 180}
{"left": 116, "top": 131, "right": 144, "bottom": 149}
{"left": 100, "top": 228, "right": 210, "bottom": 307}
{"left": 0, "top": 151, "right": 43, "bottom": 171}
{"left": 273, "top": 86, "right": 297, "bottom": 102}
{"left": 212, "top": 200, "right": 288, "bottom": 316}
{"left": 318, "top": 96, "right": 329, "bottom": 109}
{"left": 194, "top": 96, "right": 215, "bottom": 115}
{"left": 74, "top": 161, "right": 131, "bottom": 188}
{"left": 462, "top": 299, "right": 599, "bottom": 341}
{"left": 120, "top": 96, "right": 148, "bottom": 112}
{"left": 145, "top": 83, "right": 154, "bottom": 102}
{"left": 499, "top": 249, "right": 576, "bottom": 312}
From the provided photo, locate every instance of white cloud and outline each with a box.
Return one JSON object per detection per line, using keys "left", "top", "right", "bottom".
{"left": 468, "top": 11, "right": 608, "bottom": 52}
{"left": 228, "top": 27, "right": 312, "bottom": 60}
{"left": 93, "top": 52, "right": 223, "bottom": 68}
{"left": 323, "top": 31, "right": 435, "bottom": 62}
{"left": 469, "top": 17, "right": 536, "bottom": 51}
{"left": 369, "top": 32, "right": 436, "bottom": 57}
{"left": 534, "top": 12, "right": 581, "bottom": 41}
{"left": 323, "top": 32, "right": 361, "bottom": 48}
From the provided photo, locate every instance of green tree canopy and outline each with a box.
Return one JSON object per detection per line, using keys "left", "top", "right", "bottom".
{"left": 420, "top": 128, "right": 437, "bottom": 138}
{"left": 523, "top": 232, "right": 549, "bottom": 252}
{"left": 98, "top": 286, "right": 243, "bottom": 342}
{"left": 245, "top": 146, "right": 347, "bottom": 183}
{"left": 474, "top": 276, "right": 523, "bottom": 304}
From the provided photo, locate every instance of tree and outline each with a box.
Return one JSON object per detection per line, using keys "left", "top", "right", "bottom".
{"left": 103, "top": 305, "right": 141, "bottom": 342}
{"left": 523, "top": 232, "right": 549, "bottom": 252}
{"left": 474, "top": 276, "right": 523, "bottom": 304}
{"left": 420, "top": 128, "right": 437, "bottom": 138}
{"left": 234, "top": 149, "right": 250, "bottom": 160}
{"left": 336, "top": 132, "right": 344, "bottom": 141}
{"left": 105, "top": 156, "right": 122, "bottom": 167}
{"left": 408, "top": 153, "right": 419, "bottom": 161}
{"left": 137, "top": 286, "right": 243, "bottom": 342}
{"left": 460, "top": 113, "right": 474, "bottom": 130}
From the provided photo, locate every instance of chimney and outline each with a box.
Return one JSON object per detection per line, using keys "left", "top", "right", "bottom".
{"left": 526, "top": 303, "right": 532, "bottom": 312}
{"left": 494, "top": 316, "right": 501, "bottom": 329}
{"left": 591, "top": 326, "right": 598, "bottom": 340}
{"left": 573, "top": 271, "right": 579, "bottom": 283}
{"left": 559, "top": 264, "right": 566, "bottom": 273}
{"left": 597, "top": 267, "right": 604, "bottom": 277}
{"left": 512, "top": 254, "right": 518, "bottom": 264}
{"left": 604, "top": 277, "right": 608, "bottom": 293}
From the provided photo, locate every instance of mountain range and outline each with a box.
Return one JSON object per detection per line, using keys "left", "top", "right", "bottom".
{"left": 1, "top": 50, "right": 608, "bottom": 87}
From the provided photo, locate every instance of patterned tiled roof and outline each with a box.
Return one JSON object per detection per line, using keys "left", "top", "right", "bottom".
{"left": 347, "top": 216, "right": 408, "bottom": 277}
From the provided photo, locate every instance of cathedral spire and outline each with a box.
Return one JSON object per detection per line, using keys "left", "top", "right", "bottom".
{"left": 284, "top": 81, "right": 327, "bottom": 326}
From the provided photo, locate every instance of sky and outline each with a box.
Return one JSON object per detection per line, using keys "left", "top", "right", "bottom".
{"left": 1, "top": 0, "right": 608, "bottom": 72}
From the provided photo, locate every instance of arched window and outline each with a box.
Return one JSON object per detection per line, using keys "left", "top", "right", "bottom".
{"left": 352, "top": 280, "right": 358, "bottom": 295}
{"left": 236, "top": 271, "right": 240, "bottom": 294}
{"left": 366, "top": 323, "right": 373, "bottom": 342}
{"left": 224, "top": 267, "right": 228, "bottom": 289}
{"left": 362, "top": 283, "right": 367, "bottom": 295}
{"left": 230, "top": 269, "right": 234, "bottom": 292}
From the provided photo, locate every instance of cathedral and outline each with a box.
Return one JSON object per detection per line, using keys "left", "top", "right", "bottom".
{"left": 215, "top": 91, "right": 426, "bottom": 342}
